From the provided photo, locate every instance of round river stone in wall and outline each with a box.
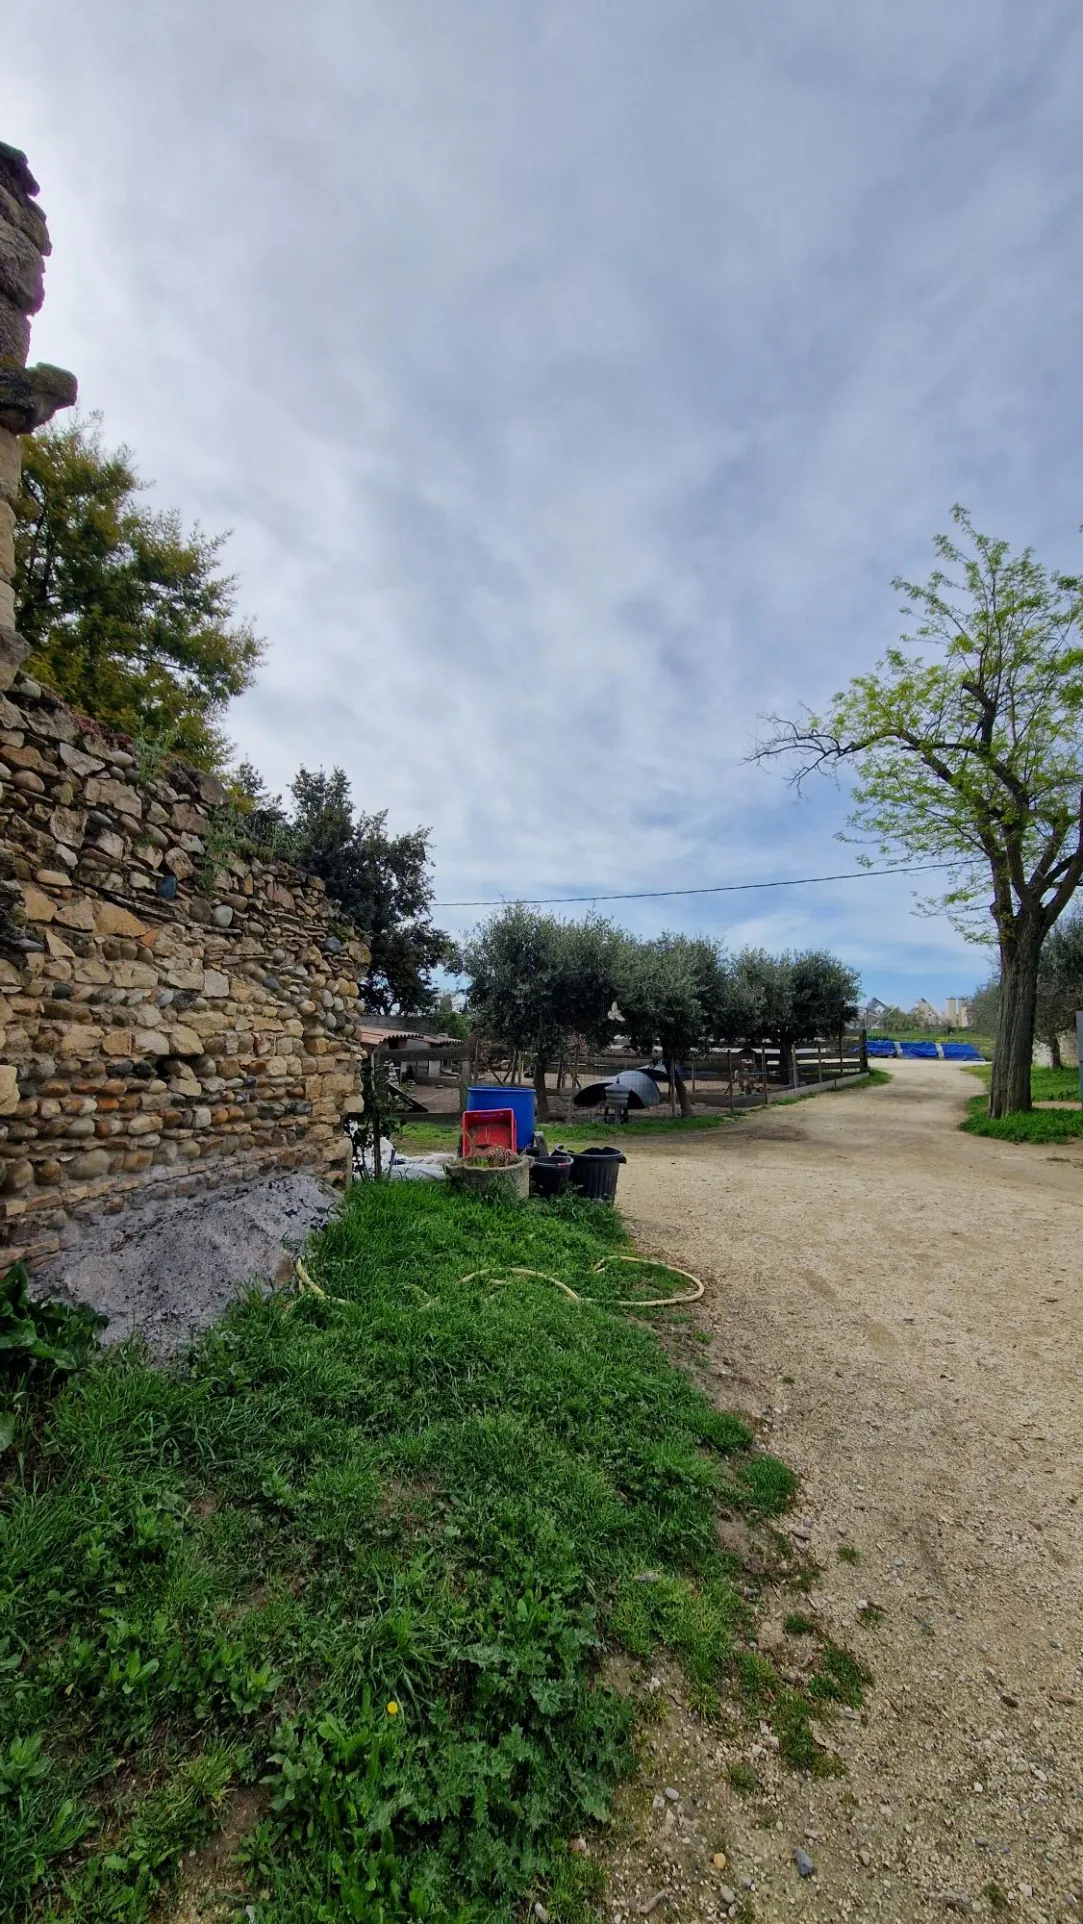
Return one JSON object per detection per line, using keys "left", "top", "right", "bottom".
{"left": 211, "top": 903, "right": 233, "bottom": 927}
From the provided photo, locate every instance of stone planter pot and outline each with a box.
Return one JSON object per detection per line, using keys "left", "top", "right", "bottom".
{"left": 445, "top": 1155, "right": 530, "bottom": 1202}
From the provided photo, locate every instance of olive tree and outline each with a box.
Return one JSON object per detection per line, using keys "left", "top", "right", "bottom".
{"left": 755, "top": 509, "right": 1083, "bottom": 1115}
{"left": 460, "top": 906, "right": 622, "bottom": 1119}
{"left": 618, "top": 935, "right": 724, "bottom": 1116}
{"left": 1034, "top": 912, "right": 1083, "bottom": 1068}
{"left": 723, "top": 950, "right": 859, "bottom": 1078}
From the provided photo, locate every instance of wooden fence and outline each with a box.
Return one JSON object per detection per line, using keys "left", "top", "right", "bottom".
{"left": 375, "top": 1032, "right": 870, "bottom": 1119}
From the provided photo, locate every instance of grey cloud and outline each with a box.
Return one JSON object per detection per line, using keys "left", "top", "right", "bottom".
{"left": 3, "top": 0, "right": 1080, "bottom": 1007}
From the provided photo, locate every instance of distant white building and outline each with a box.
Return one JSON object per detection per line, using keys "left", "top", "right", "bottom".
{"left": 943, "top": 996, "right": 970, "bottom": 1028}
{"left": 912, "top": 998, "right": 941, "bottom": 1027}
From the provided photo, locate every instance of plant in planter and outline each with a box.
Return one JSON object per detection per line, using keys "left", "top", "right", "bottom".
{"left": 446, "top": 1143, "right": 530, "bottom": 1200}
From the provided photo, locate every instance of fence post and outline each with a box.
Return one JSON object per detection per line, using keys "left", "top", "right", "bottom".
{"left": 728, "top": 1051, "right": 735, "bottom": 1113}
{"left": 817, "top": 1041, "right": 823, "bottom": 1084}
{"left": 859, "top": 1026, "right": 869, "bottom": 1074}
{"left": 761, "top": 1046, "right": 768, "bottom": 1106}
{"left": 458, "top": 1038, "right": 476, "bottom": 1117}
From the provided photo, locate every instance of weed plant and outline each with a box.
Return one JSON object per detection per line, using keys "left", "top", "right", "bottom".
{"left": 1, "top": 1186, "right": 842, "bottom": 1921}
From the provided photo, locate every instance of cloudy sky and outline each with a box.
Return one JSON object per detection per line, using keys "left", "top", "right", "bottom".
{"left": 6, "top": 1, "right": 1083, "bottom": 1006}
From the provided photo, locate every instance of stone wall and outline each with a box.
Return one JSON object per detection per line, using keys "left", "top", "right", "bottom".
{"left": 0, "top": 139, "right": 77, "bottom": 690}
{"left": 0, "top": 672, "right": 372, "bottom": 1268}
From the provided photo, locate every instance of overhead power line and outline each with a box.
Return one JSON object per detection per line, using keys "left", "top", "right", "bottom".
{"left": 435, "top": 860, "right": 958, "bottom": 910}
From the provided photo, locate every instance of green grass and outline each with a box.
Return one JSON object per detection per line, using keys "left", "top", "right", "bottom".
{"left": 968, "top": 1062, "right": 1081, "bottom": 1102}
{"left": 401, "top": 1075, "right": 886, "bottom": 1154}
{"left": 961, "top": 1062, "right": 1083, "bottom": 1141}
{"left": 397, "top": 1114, "right": 737, "bottom": 1153}
{"left": 961, "top": 1093, "right": 1083, "bottom": 1143}
{"left": 726, "top": 1762, "right": 758, "bottom": 1795}
{"left": 0, "top": 1185, "right": 842, "bottom": 1923}
{"left": 1029, "top": 1065, "right": 1082, "bottom": 1102}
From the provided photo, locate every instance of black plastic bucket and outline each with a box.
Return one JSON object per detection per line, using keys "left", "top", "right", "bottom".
{"left": 528, "top": 1150, "right": 574, "bottom": 1199}
{"left": 568, "top": 1146, "right": 626, "bottom": 1203}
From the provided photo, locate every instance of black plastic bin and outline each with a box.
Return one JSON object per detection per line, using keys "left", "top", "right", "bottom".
{"left": 568, "top": 1146, "right": 626, "bottom": 1203}
{"left": 527, "top": 1150, "right": 574, "bottom": 1199}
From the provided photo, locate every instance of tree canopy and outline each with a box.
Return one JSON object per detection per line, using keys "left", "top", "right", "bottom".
{"left": 237, "top": 763, "right": 451, "bottom": 1015}
{"left": 755, "top": 508, "right": 1083, "bottom": 1115}
{"left": 459, "top": 911, "right": 859, "bottom": 1118}
{"left": 727, "top": 950, "right": 859, "bottom": 1078}
{"left": 14, "top": 416, "right": 262, "bottom": 770}
{"left": 617, "top": 935, "right": 725, "bottom": 1115}
{"left": 460, "top": 907, "right": 623, "bottom": 1117}
{"left": 970, "top": 910, "right": 1083, "bottom": 1067}
{"left": 1034, "top": 913, "right": 1083, "bottom": 1067}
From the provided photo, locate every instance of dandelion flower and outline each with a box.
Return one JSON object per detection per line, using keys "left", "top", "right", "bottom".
{"left": 387, "top": 1701, "right": 399, "bottom": 1717}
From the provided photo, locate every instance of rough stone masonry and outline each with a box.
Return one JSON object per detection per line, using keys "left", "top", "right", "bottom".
{"left": 0, "top": 671, "right": 373, "bottom": 1268}
{"left": 0, "top": 141, "right": 372, "bottom": 1270}
{"left": 0, "top": 139, "right": 78, "bottom": 691}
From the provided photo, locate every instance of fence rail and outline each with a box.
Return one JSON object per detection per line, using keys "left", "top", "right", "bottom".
{"left": 375, "top": 1031, "right": 872, "bottom": 1119}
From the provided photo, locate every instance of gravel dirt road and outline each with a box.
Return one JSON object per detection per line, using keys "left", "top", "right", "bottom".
{"left": 605, "top": 1060, "right": 1082, "bottom": 1924}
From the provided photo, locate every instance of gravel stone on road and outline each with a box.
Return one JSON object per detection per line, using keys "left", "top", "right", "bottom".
{"left": 605, "top": 1060, "right": 1082, "bottom": 1923}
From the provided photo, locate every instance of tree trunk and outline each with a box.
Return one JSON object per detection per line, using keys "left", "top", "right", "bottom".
{"left": 532, "top": 1054, "right": 550, "bottom": 1123}
{"left": 989, "top": 928, "right": 1043, "bottom": 1116}
{"left": 667, "top": 1057, "right": 694, "bottom": 1118}
{"left": 778, "top": 1034, "right": 794, "bottom": 1083}
{"left": 1048, "top": 1031, "right": 1063, "bottom": 1071}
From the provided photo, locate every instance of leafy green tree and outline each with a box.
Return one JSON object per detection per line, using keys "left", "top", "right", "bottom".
{"left": 1034, "top": 912, "right": 1083, "bottom": 1067}
{"left": 460, "top": 907, "right": 622, "bottom": 1119}
{"left": 790, "top": 951, "right": 861, "bottom": 1051}
{"left": 618, "top": 935, "right": 724, "bottom": 1116}
{"left": 723, "top": 950, "right": 858, "bottom": 1078}
{"left": 964, "top": 977, "right": 1000, "bottom": 1042}
{"left": 722, "top": 950, "right": 794, "bottom": 1062}
{"left": 756, "top": 508, "right": 1083, "bottom": 1115}
{"left": 14, "top": 416, "right": 262, "bottom": 770}
{"left": 864, "top": 1002, "right": 939, "bottom": 1037}
{"left": 289, "top": 768, "right": 451, "bottom": 1016}
{"left": 433, "top": 1003, "right": 471, "bottom": 1041}
{"left": 236, "top": 763, "right": 450, "bottom": 1014}
{"left": 967, "top": 915, "right": 1083, "bottom": 1065}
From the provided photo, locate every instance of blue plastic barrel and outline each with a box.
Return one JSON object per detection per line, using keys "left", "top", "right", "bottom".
{"left": 467, "top": 1085, "right": 536, "bottom": 1151}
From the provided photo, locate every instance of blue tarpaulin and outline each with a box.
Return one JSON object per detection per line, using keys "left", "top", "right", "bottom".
{"left": 864, "top": 1038, "right": 986, "bottom": 1061}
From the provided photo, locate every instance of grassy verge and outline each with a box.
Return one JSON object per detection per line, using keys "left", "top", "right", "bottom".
{"left": 0, "top": 1185, "right": 857, "bottom": 1923}
{"left": 966, "top": 1062, "right": 1081, "bottom": 1100}
{"left": 962, "top": 1063, "right": 1083, "bottom": 1142}
{"left": 397, "top": 1114, "right": 738, "bottom": 1153}
{"left": 961, "top": 1093, "right": 1083, "bottom": 1143}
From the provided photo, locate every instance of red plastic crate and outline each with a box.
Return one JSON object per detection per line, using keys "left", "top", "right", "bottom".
{"left": 461, "top": 1107, "right": 518, "bottom": 1156}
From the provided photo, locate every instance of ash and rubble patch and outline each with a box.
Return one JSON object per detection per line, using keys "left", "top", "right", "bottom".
{"left": 36, "top": 1169, "right": 336, "bottom": 1351}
